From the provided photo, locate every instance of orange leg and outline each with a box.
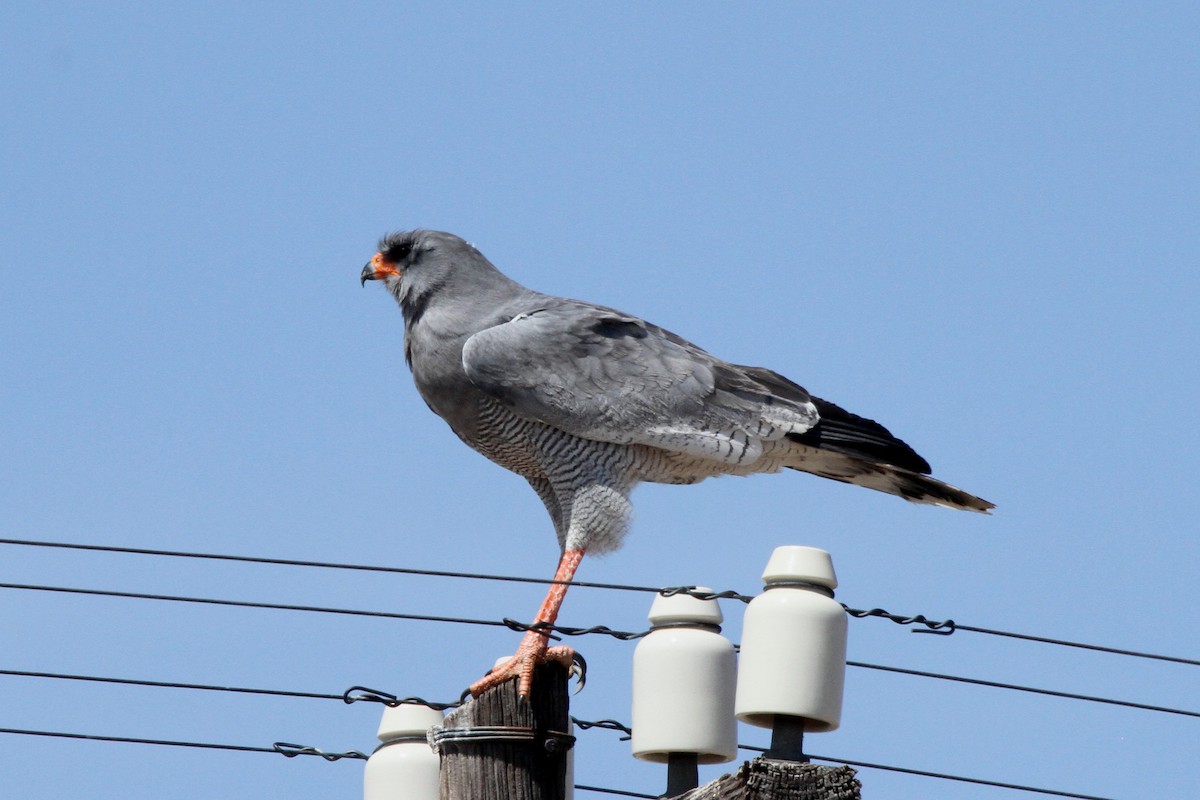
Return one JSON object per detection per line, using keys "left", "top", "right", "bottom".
{"left": 468, "top": 548, "right": 586, "bottom": 699}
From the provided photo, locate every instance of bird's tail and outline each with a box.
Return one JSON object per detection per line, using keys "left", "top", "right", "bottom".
{"left": 782, "top": 397, "right": 993, "bottom": 512}
{"left": 785, "top": 451, "right": 994, "bottom": 512}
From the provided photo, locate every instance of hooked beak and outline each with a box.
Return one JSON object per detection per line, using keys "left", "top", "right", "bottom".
{"left": 360, "top": 252, "right": 402, "bottom": 286}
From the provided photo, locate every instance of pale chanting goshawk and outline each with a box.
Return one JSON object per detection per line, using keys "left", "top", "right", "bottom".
{"left": 361, "top": 229, "right": 991, "bottom": 697}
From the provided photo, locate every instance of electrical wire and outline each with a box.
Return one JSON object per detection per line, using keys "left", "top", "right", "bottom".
{"left": 790, "top": 750, "right": 1114, "bottom": 800}
{"left": 574, "top": 785, "right": 656, "bottom": 798}
{"left": 0, "top": 727, "right": 366, "bottom": 760}
{"left": 0, "top": 537, "right": 662, "bottom": 595}
{"left": 0, "top": 668, "right": 1169, "bottom": 798}
{"left": 0, "top": 581, "right": 519, "bottom": 631}
{"left": 0, "top": 721, "right": 1114, "bottom": 800}
{"left": 0, "top": 725, "right": 655, "bottom": 800}
{"left": 0, "top": 659, "right": 1163, "bottom": 797}
{"left": 0, "top": 668, "right": 346, "bottom": 702}
{"left": 576, "top": 722, "right": 1117, "bottom": 800}
{"left": 4, "top": 662, "right": 1156, "bottom": 796}
{"left": 0, "top": 580, "right": 646, "bottom": 641}
{"left": 3, "top": 580, "right": 1198, "bottom": 720}
{"left": 1, "top": 537, "right": 1171, "bottom": 799}
{"left": 3, "top": 536, "right": 1197, "bottom": 666}
{"left": 946, "top": 622, "right": 1198, "bottom": 665}
{"left": 846, "top": 660, "right": 1200, "bottom": 718}
{"left": 6, "top": 659, "right": 1195, "bottom": 722}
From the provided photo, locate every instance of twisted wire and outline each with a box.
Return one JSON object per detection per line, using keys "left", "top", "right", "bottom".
{"left": 342, "top": 685, "right": 462, "bottom": 710}
{"left": 503, "top": 618, "right": 648, "bottom": 641}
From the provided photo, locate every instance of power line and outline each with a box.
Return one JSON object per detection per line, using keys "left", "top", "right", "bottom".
{"left": 0, "top": 668, "right": 345, "bottom": 703}
{"left": 0, "top": 666, "right": 1167, "bottom": 798}
{"left": 4, "top": 536, "right": 1197, "bottom": 666}
{"left": 1, "top": 538, "right": 1171, "bottom": 798}
{"left": 0, "top": 724, "right": 645, "bottom": 798}
{"left": 5, "top": 659, "right": 1195, "bottom": 723}
{"left": 2, "top": 578, "right": 1200, "bottom": 724}
{"left": 0, "top": 666, "right": 1170, "bottom": 798}
{"left": 0, "top": 656, "right": 1162, "bottom": 797}
{"left": 0, "top": 537, "right": 661, "bottom": 595}
{"left": 0, "top": 727, "right": 365, "bottom": 761}
{"left": 0, "top": 580, "right": 644, "bottom": 641}
{"left": 577, "top": 723, "right": 1117, "bottom": 800}
{"left": 574, "top": 785, "right": 656, "bottom": 798}
{"left": 0, "top": 721, "right": 1114, "bottom": 800}
{"left": 804, "top": 751, "right": 1115, "bottom": 800}
{"left": 799, "top": 750, "right": 1116, "bottom": 800}
{"left": 0, "top": 581, "right": 519, "bottom": 631}
{"left": 846, "top": 661, "right": 1200, "bottom": 718}
{"left": 840, "top": 606, "right": 1198, "bottom": 666}
{"left": 948, "top": 621, "right": 1198, "bottom": 665}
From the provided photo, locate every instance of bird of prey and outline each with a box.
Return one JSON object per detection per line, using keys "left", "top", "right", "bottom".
{"left": 361, "top": 229, "right": 991, "bottom": 697}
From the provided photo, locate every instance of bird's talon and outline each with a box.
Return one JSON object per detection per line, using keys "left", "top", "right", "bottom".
{"left": 570, "top": 651, "right": 587, "bottom": 693}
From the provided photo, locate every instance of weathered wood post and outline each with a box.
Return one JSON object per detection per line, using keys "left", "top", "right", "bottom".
{"left": 432, "top": 662, "right": 573, "bottom": 800}
{"left": 673, "top": 759, "right": 860, "bottom": 800}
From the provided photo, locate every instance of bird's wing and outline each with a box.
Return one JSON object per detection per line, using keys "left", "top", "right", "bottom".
{"left": 461, "top": 301, "right": 818, "bottom": 465}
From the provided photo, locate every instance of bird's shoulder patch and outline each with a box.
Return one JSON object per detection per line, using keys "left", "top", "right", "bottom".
{"left": 589, "top": 316, "right": 648, "bottom": 340}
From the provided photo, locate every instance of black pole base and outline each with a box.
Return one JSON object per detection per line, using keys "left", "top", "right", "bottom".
{"left": 764, "top": 715, "right": 808, "bottom": 763}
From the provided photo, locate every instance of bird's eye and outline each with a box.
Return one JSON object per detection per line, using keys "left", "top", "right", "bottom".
{"left": 380, "top": 237, "right": 415, "bottom": 262}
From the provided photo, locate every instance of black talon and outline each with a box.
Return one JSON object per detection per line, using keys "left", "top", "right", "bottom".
{"left": 570, "top": 651, "right": 588, "bottom": 693}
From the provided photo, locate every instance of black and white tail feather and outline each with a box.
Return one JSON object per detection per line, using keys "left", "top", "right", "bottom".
{"left": 786, "top": 398, "right": 992, "bottom": 513}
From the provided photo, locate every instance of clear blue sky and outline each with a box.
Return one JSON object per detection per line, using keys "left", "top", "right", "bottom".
{"left": 2, "top": 3, "right": 1197, "bottom": 798}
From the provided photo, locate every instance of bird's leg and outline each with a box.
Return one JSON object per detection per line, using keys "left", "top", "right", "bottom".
{"left": 467, "top": 548, "right": 586, "bottom": 699}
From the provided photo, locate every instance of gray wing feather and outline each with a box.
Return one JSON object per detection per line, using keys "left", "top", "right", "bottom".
{"left": 461, "top": 302, "right": 818, "bottom": 465}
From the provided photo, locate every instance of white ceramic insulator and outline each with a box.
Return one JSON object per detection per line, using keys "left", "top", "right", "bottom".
{"left": 631, "top": 587, "right": 737, "bottom": 764}
{"left": 363, "top": 703, "right": 444, "bottom": 800}
{"left": 734, "top": 546, "right": 847, "bottom": 733}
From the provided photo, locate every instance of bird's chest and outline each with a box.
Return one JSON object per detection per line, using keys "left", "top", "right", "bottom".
{"left": 408, "top": 339, "right": 547, "bottom": 479}
{"left": 465, "top": 396, "right": 552, "bottom": 478}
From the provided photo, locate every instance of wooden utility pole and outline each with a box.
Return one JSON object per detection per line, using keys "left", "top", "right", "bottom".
{"left": 672, "top": 758, "right": 861, "bottom": 800}
{"left": 432, "top": 662, "right": 572, "bottom": 800}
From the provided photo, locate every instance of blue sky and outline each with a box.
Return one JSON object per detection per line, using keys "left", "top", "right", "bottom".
{"left": 2, "top": 3, "right": 1197, "bottom": 798}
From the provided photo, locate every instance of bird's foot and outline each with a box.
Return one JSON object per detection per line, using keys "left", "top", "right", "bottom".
{"left": 467, "top": 629, "right": 585, "bottom": 699}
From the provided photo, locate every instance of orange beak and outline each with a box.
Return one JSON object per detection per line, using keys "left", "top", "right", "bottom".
{"left": 360, "top": 252, "right": 402, "bottom": 286}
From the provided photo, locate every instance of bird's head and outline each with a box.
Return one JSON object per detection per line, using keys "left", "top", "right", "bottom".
{"left": 361, "top": 230, "right": 521, "bottom": 317}
{"left": 361, "top": 229, "right": 492, "bottom": 284}
{"left": 360, "top": 230, "right": 424, "bottom": 289}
